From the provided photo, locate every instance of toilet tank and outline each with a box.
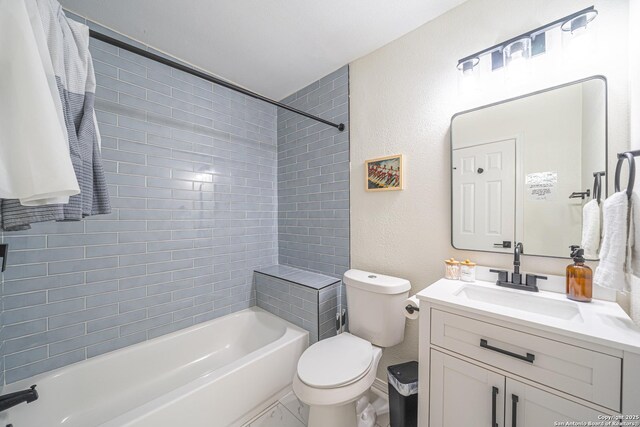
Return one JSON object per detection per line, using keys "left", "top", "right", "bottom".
{"left": 344, "top": 269, "right": 411, "bottom": 347}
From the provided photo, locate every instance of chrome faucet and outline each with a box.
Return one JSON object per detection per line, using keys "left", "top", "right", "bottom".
{"left": 490, "top": 242, "right": 547, "bottom": 292}
{"left": 0, "top": 385, "right": 38, "bottom": 413}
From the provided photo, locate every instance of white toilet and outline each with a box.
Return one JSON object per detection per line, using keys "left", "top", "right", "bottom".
{"left": 293, "top": 269, "right": 411, "bottom": 427}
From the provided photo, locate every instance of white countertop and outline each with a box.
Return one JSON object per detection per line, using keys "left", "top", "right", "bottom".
{"left": 417, "top": 278, "right": 640, "bottom": 354}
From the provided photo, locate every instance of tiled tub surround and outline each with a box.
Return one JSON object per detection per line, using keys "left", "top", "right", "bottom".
{"left": 0, "top": 307, "right": 307, "bottom": 427}
{"left": 255, "top": 265, "right": 342, "bottom": 344}
{"left": 0, "top": 20, "right": 278, "bottom": 384}
{"left": 277, "top": 66, "right": 350, "bottom": 279}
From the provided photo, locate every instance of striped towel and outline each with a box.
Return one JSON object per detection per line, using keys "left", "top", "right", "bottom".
{"left": 1, "top": 0, "right": 111, "bottom": 231}
{"left": 0, "top": 0, "right": 79, "bottom": 208}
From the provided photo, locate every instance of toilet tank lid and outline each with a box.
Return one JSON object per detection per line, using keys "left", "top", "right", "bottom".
{"left": 343, "top": 269, "right": 411, "bottom": 295}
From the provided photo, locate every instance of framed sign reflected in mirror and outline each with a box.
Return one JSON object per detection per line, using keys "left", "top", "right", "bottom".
{"left": 450, "top": 76, "right": 607, "bottom": 259}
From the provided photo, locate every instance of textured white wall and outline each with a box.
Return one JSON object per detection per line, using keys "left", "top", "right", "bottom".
{"left": 349, "top": 0, "right": 630, "bottom": 381}
{"left": 631, "top": 0, "right": 640, "bottom": 152}
{"left": 628, "top": 0, "right": 640, "bottom": 324}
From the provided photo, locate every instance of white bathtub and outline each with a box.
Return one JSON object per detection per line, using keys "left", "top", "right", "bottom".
{"left": 0, "top": 307, "right": 308, "bottom": 427}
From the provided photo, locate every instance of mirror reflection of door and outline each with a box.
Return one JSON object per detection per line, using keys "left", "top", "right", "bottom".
{"left": 452, "top": 139, "right": 515, "bottom": 253}
{"left": 450, "top": 77, "right": 607, "bottom": 259}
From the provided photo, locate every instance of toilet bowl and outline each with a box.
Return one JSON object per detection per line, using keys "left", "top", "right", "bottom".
{"left": 292, "top": 269, "right": 411, "bottom": 427}
{"left": 292, "top": 333, "right": 383, "bottom": 427}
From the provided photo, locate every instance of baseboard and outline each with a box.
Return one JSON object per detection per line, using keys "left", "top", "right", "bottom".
{"left": 234, "top": 385, "right": 292, "bottom": 427}
{"left": 372, "top": 377, "right": 388, "bottom": 396}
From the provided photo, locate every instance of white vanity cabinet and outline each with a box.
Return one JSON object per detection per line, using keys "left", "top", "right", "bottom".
{"left": 417, "top": 279, "right": 640, "bottom": 427}
{"left": 505, "top": 378, "right": 603, "bottom": 426}
{"left": 429, "top": 350, "right": 603, "bottom": 426}
{"left": 429, "top": 350, "right": 505, "bottom": 426}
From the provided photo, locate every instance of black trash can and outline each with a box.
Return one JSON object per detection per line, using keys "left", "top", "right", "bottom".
{"left": 387, "top": 361, "right": 418, "bottom": 427}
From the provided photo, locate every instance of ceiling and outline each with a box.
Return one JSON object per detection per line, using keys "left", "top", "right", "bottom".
{"left": 60, "top": 0, "right": 466, "bottom": 100}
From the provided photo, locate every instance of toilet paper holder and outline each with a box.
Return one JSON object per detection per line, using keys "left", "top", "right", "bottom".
{"left": 405, "top": 304, "right": 420, "bottom": 314}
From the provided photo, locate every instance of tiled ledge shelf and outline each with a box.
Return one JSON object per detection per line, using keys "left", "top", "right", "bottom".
{"left": 254, "top": 265, "right": 342, "bottom": 344}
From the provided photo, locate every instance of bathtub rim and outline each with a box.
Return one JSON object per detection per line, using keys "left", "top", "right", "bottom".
{"left": 2, "top": 306, "right": 308, "bottom": 393}
{"left": 99, "top": 318, "right": 308, "bottom": 427}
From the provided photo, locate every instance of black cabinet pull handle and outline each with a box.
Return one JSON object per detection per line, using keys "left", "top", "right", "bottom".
{"left": 492, "top": 386, "right": 499, "bottom": 427}
{"left": 480, "top": 339, "right": 535, "bottom": 363}
{"left": 511, "top": 394, "right": 519, "bottom": 427}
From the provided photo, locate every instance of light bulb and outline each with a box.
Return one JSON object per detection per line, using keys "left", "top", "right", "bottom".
{"left": 457, "top": 57, "right": 480, "bottom": 76}
{"left": 561, "top": 11, "right": 597, "bottom": 66}
{"left": 503, "top": 38, "right": 531, "bottom": 68}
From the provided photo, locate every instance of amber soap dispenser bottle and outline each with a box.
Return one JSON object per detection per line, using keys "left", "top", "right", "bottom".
{"left": 566, "top": 245, "right": 592, "bottom": 302}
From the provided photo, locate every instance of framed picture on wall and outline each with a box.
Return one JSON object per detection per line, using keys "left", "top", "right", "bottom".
{"left": 365, "top": 154, "right": 404, "bottom": 191}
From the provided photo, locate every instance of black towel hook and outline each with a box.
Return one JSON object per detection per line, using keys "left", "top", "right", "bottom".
{"left": 615, "top": 152, "right": 636, "bottom": 199}
{"left": 592, "top": 171, "right": 605, "bottom": 204}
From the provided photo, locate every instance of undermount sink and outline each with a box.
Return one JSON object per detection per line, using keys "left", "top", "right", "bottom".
{"left": 454, "top": 285, "right": 583, "bottom": 322}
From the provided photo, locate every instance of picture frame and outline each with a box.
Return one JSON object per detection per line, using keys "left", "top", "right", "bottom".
{"left": 365, "top": 154, "right": 404, "bottom": 191}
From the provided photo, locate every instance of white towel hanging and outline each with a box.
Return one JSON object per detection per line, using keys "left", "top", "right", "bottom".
{"left": 581, "top": 199, "right": 601, "bottom": 259}
{"left": 594, "top": 192, "right": 631, "bottom": 292}
{"left": 0, "top": 0, "right": 79, "bottom": 205}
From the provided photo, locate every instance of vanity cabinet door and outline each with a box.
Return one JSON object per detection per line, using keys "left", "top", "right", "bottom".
{"left": 505, "top": 378, "right": 604, "bottom": 427}
{"left": 430, "top": 350, "right": 505, "bottom": 427}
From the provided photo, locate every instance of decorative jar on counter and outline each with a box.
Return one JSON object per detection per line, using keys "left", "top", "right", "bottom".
{"left": 460, "top": 259, "right": 476, "bottom": 282}
{"left": 444, "top": 258, "right": 460, "bottom": 280}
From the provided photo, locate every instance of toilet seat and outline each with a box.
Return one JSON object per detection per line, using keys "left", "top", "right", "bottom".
{"left": 297, "top": 333, "right": 373, "bottom": 389}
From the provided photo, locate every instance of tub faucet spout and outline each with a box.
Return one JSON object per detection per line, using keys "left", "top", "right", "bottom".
{"left": 0, "top": 385, "right": 38, "bottom": 413}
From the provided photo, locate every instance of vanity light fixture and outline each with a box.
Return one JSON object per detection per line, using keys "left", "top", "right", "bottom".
{"left": 457, "top": 57, "right": 480, "bottom": 76}
{"left": 561, "top": 8, "right": 598, "bottom": 34}
{"left": 503, "top": 37, "right": 531, "bottom": 69}
{"left": 456, "top": 6, "right": 598, "bottom": 75}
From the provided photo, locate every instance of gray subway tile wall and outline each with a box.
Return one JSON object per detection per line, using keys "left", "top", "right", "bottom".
{"left": 254, "top": 267, "right": 341, "bottom": 344}
{"left": 0, "top": 233, "right": 3, "bottom": 389}
{"left": 256, "top": 264, "right": 339, "bottom": 289}
{"left": 0, "top": 16, "right": 278, "bottom": 384}
{"left": 277, "top": 66, "right": 350, "bottom": 279}
{"left": 319, "top": 282, "right": 342, "bottom": 341}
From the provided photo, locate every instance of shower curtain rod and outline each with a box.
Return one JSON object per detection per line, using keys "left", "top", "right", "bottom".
{"left": 89, "top": 30, "right": 346, "bottom": 132}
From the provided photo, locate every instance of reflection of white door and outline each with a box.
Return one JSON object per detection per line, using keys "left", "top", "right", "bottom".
{"left": 452, "top": 139, "right": 515, "bottom": 253}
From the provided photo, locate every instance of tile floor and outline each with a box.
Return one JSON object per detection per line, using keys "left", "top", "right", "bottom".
{"left": 245, "top": 389, "right": 390, "bottom": 427}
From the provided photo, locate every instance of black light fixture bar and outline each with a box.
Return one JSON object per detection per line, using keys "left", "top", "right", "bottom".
{"left": 457, "top": 5, "right": 596, "bottom": 67}
{"left": 89, "top": 30, "right": 346, "bottom": 132}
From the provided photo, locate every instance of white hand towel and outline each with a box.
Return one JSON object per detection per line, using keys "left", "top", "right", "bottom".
{"left": 581, "top": 199, "right": 601, "bottom": 259}
{"left": 594, "top": 192, "right": 631, "bottom": 292}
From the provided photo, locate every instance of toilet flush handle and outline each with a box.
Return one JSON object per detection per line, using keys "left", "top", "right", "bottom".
{"left": 341, "top": 309, "right": 347, "bottom": 333}
{"left": 335, "top": 309, "right": 347, "bottom": 333}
